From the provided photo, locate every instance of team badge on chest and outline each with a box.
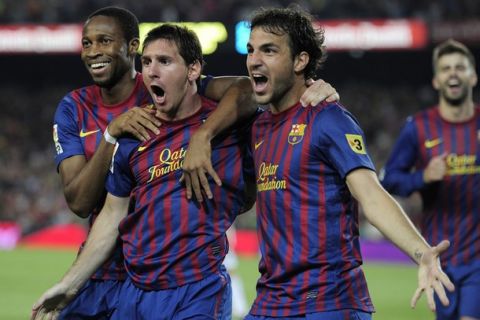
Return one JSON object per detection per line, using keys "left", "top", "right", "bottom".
{"left": 288, "top": 124, "right": 307, "bottom": 145}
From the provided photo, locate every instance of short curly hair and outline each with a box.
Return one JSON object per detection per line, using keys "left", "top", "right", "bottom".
{"left": 87, "top": 6, "right": 139, "bottom": 43}
{"left": 249, "top": 6, "right": 327, "bottom": 79}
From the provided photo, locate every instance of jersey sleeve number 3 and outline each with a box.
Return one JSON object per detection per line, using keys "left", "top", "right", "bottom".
{"left": 345, "top": 134, "right": 367, "bottom": 155}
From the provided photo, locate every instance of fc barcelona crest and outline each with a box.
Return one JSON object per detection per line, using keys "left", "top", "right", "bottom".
{"left": 288, "top": 124, "right": 307, "bottom": 145}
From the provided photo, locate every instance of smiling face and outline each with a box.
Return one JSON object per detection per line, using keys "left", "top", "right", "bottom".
{"left": 141, "top": 38, "right": 200, "bottom": 121}
{"left": 81, "top": 15, "right": 134, "bottom": 88}
{"left": 433, "top": 52, "right": 477, "bottom": 106}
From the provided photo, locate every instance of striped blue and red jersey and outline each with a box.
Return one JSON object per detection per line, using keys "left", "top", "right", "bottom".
{"left": 106, "top": 96, "right": 254, "bottom": 290}
{"left": 52, "top": 73, "right": 151, "bottom": 280}
{"left": 250, "top": 102, "right": 375, "bottom": 316}
{"left": 381, "top": 106, "right": 480, "bottom": 267}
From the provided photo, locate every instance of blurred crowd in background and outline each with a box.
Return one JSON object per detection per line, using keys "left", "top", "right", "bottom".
{"left": 0, "top": 81, "right": 453, "bottom": 235}
{"left": 0, "top": 0, "right": 479, "bottom": 236}
{"left": 0, "top": 85, "right": 73, "bottom": 234}
{"left": 0, "top": 0, "right": 479, "bottom": 23}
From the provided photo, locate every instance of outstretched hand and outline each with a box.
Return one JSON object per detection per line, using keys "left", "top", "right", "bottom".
{"left": 31, "top": 283, "right": 76, "bottom": 320}
{"left": 411, "top": 240, "right": 455, "bottom": 311}
{"left": 180, "top": 128, "right": 221, "bottom": 202}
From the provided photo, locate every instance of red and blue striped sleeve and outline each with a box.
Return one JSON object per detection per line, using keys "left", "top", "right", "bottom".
{"left": 381, "top": 117, "right": 426, "bottom": 196}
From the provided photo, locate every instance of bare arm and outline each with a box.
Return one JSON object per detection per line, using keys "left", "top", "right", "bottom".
{"left": 60, "top": 142, "right": 114, "bottom": 218}
{"left": 182, "top": 77, "right": 256, "bottom": 201}
{"left": 346, "top": 168, "right": 454, "bottom": 311}
{"left": 200, "top": 76, "right": 256, "bottom": 140}
{"left": 183, "top": 77, "right": 340, "bottom": 201}
{"left": 196, "top": 77, "right": 339, "bottom": 148}
{"left": 202, "top": 76, "right": 245, "bottom": 102}
{"left": 61, "top": 107, "right": 160, "bottom": 217}
{"left": 31, "top": 193, "right": 129, "bottom": 320}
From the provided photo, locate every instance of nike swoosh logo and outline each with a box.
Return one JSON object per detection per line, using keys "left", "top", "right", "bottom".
{"left": 254, "top": 140, "right": 264, "bottom": 150}
{"left": 138, "top": 146, "right": 147, "bottom": 152}
{"left": 424, "top": 138, "right": 443, "bottom": 149}
{"left": 79, "top": 129, "right": 100, "bottom": 138}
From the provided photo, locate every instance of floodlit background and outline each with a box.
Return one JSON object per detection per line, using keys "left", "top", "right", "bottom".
{"left": 1, "top": 1, "right": 479, "bottom": 319}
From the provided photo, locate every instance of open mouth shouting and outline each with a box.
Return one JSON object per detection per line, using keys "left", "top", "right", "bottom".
{"left": 445, "top": 78, "right": 463, "bottom": 95}
{"left": 251, "top": 73, "right": 269, "bottom": 94}
{"left": 150, "top": 84, "right": 166, "bottom": 105}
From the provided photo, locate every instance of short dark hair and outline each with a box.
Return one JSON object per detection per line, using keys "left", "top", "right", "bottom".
{"left": 249, "top": 6, "right": 326, "bottom": 79}
{"left": 142, "top": 24, "right": 204, "bottom": 68}
{"left": 87, "top": 6, "right": 139, "bottom": 43}
{"left": 433, "top": 39, "right": 476, "bottom": 72}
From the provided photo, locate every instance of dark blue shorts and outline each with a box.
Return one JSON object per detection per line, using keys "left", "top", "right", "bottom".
{"left": 435, "top": 261, "right": 480, "bottom": 320}
{"left": 58, "top": 279, "right": 122, "bottom": 320}
{"left": 245, "top": 309, "right": 372, "bottom": 320}
{"left": 112, "top": 267, "right": 231, "bottom": 319}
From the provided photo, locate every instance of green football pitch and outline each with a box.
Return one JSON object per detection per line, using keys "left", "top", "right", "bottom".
{"left": 0, "top": 248, "right": 433, "bottom": 320}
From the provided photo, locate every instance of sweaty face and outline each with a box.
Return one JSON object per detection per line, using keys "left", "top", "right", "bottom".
{"left": 81, "top": 16, "right": 132, "bottom": 88}
{"left": 433, "top": 53, "right": 477, "bottom": 106}
{"left": 246, "top": 27, "right": 296, "bottom": 108}
{"left": 141, "top": 39, "right": 192, "bottom": 121}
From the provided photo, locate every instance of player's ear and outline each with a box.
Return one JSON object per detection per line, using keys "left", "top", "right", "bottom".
{"left": 432, "top": 76, "right": 440, "bottom": 90}
{"left": 188, "top": 60, "right": 201, "bottom": 82}
{"left": 128, "top": 38, "right": 140, "bottom": 56}
{"left": 470, "top": 70, "right": 478, "bottom": 87}
{"left": 294, "top": 51, "right": 309, "bottom": 74}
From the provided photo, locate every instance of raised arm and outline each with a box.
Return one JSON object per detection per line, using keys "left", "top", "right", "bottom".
{"left": 199, "top": 76, "right": 257, "bottom": 144}
{"left": 183, "top": 77, "right": 339, "bottom": 201}
{"left": 31, "top": 193, "right": 129, "bottom": 320}
{"left": 60, "top": 106, "right": 160, "bottom": 217}
{"left": 346, "top": 168, "right": 454, "bottom": 311}
{"left": 194, "top": 77, "right": 339, "bottom": 145}
{"left": 182, "top": 76, "right": 256, "bottom": 201}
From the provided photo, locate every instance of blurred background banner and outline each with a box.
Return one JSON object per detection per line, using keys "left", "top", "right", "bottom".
{"left": 0, "top": 221, "right": 20, "bottom": 249}
{"left": 0, "top": 24, "right": 82, "bottom": 53}
{"left": 18, "top": 223, "right": 86, "bottom": 249}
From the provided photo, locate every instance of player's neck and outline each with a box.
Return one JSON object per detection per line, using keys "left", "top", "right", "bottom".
{"left": 269, "top": 79, "right": 307, "bottom": 114}
{"left": 438, "top": 97, "right": 475, "bottom": 123}
{"left": 100, "top": 69, "right": 137, "bottom": 105}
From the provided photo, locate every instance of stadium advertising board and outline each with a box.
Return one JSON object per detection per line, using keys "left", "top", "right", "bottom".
{"left": 235, "top": 19, "right": 428, "bottom": 53}
{"left": 0, "top": 22, "right": 227, "bottom": 55}
{"left": 0, "top": 24, "right": 82, "bottom": 54}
